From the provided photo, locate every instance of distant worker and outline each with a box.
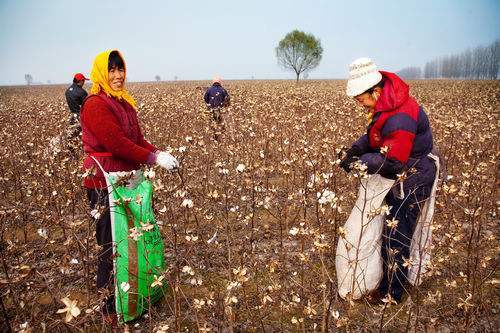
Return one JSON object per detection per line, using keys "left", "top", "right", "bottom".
{"left": 65, "top": 73, "right": 89, "bottom": 154}
{"left": 203, "top": 77, "right": 230, "bottom": 141}
{"left": 66, "top": 73, "right": 89, "bottom": 115}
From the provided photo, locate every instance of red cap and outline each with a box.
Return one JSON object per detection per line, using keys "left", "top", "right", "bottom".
{"left": 74, "top": 73, "right": 89, "bottom": 81}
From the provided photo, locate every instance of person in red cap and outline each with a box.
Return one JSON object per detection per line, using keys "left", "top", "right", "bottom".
{"left": 66, "top": 73, "right": 89, "bottom": 114}
{"left": 65, "top": 73, "right": 89, "bottom": 154}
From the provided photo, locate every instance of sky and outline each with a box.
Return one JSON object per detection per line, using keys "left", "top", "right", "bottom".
{"left": 0, "top": 0, "right": 499, "bottom": 85}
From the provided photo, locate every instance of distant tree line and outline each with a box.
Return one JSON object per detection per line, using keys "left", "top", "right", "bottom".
{"left": 25, "top": 74, "right": 33, "bottom": 85}
{"left": 396, "top": 39, "right": 499, "bottom": 80}
{"left": 396, "top": 66, "right": 422, "bottom": 79}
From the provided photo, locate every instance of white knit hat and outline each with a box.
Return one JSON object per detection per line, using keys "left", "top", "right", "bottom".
{"left": 346, "top": 57, "right": 383, "bottom": 97}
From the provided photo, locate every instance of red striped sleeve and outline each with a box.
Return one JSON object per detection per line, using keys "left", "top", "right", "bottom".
{"left": 382, "top": 130, "right": 415, "bottom": 164}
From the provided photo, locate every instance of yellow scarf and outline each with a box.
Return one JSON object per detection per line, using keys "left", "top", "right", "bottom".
{"left": 89, "top": 50, "right": 136, "bottom": 108}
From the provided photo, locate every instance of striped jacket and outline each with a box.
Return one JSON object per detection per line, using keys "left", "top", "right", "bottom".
{"left": 352, "top": 71, "right": 435, "bottom": 191}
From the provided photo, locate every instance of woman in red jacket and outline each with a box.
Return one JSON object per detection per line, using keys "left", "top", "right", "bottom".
{"left": 80, "top": 50, "right": 178, "bottom": 323}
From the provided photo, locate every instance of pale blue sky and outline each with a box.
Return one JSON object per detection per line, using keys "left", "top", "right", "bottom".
{"left": 0, "top": 0, "right": 499, "bottom": 85}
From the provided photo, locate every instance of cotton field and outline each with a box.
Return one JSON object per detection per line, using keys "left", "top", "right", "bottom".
{"left": 0, "top": 80, "right": 498, "bottom": 332}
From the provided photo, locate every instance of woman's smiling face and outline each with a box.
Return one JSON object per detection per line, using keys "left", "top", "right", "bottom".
{"left": 108, "top": 66, "right": 125, "bottom": 91}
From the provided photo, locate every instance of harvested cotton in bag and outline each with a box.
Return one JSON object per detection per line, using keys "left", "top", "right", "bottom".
{"left": 108, "top": 171, "right": 167, "bottom": 322}
{"left": 91, "top": 158, "right": 167, "bottom": 322}
{"left": 336, "top": 175, "right": 395, "bottom": 300}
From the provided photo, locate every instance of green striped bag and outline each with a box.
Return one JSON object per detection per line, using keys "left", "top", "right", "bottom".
{"left": 93, "top": 158, "right": 167, "bottom": 322}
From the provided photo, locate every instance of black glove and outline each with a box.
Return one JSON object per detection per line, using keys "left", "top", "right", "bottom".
{"left": 340, "top": 155, "right": 359, "bottom": 173}
{"left": 338, "top": 146, "right": 363, "bottom": 160}
{"left": 346, "top": 146, "right": 363, "bottom": 158}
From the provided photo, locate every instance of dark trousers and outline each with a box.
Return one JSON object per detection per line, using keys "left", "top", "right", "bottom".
{"left": 211, "top": 107, "right": 223, "bottom": 124}
{"left": 209, "top": 107, "right": 225, "bottom": 141}
{"left": 66, "top": 113, "right": 82, "bottom": 141}
{"left": 378, "top": 185, "right": 431, "bottom": 302}
{"left": 87, "top": 189, "right": 115, "bottom": 314}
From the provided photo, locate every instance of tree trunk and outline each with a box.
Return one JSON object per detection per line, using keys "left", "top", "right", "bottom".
{"left": 296, "top": 72, "right": 300, "bottom": 83}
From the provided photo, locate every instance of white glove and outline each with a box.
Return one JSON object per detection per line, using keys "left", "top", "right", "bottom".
{"left": 156, "top": 151, "right": 179, "bottom": 171}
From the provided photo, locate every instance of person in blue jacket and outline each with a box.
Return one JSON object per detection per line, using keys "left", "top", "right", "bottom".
{"left": 204, "top": 77, "right": 230, "bottom": 140}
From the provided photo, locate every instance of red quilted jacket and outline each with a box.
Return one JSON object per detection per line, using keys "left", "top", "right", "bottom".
{"left": 80, "top": 93, "right": 158, "bottom": 189}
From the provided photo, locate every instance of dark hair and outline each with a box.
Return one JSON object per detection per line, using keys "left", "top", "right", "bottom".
{"left": 73, "top": 78, "right": 79, "bottom": 83}
{"left": 364, "top": 78, "right": 385, "bottom": 94}
{"left": 108, "top": 51, "right": 125, "bottom": 71}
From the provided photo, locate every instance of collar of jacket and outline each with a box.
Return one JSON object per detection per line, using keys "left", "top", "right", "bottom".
{"left": 374, "top": 71, "right": 410, "bottom": 112}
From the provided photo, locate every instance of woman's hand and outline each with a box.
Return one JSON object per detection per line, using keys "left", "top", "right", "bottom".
{"left": 338, "top": 146, "right": 362, "bottom": 173}
{"left": 156, "top": 151, "right": 179, "bottom": 171}
{"left": 340, "top": 155, "right": 359, "bottom": 173}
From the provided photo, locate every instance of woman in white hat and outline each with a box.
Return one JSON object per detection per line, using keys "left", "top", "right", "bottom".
{"left": 340, "top": 57, "right": 436, "bottom": 303}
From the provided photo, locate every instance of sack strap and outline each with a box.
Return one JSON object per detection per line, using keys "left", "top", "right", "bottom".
{"left": 89, "top": 152, "right": 112, "bottom": 157}
{"left": 90, "top": 156, "right": 108, "bottom": 177}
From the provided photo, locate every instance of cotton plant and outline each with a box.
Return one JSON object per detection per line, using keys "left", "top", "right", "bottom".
{"left": 56, "top": 297, "right": 81, "bottom": 323}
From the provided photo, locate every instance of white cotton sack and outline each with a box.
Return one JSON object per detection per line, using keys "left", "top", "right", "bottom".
{"left": 408, "top": 153, "right": 440, "bottom": 286}
{"left": 336, "top": 174, "right": 395, "bottom": 300}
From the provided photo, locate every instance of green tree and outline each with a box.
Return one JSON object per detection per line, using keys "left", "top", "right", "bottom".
{"left": 276, "top": 30, "right": 323, "bottom": 82}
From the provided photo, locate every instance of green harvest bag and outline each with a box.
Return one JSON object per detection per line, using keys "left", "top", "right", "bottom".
{"left": 92, "top": 158, "right": 167, "bottom": 322}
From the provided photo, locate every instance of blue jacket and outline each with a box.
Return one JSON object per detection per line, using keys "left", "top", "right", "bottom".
{"left": 204, "top": 83, "right": 229, "bottom": 108}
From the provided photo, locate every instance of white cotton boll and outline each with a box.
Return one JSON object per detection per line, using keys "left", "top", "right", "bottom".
{"left": 236, "top": 164, "right": 246, "bottom": 173}
{"left": 207, "top": 231, "right": 218, "bottom": 244}
{"left": 90, "top": 209, "right": 101, "bottom": 220}
{"left": 181, "top": 198, "right": 194, "bottom": 208}
{"left": 144, "top": 169, "right": 155, "bottom": 179}
{"left": 37, "top": 228, "right": 48, "bottom": 239}
{"left": 120, "top": 282, "right": 130, "bottom": 292}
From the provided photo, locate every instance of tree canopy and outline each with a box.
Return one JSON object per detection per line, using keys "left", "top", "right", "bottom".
{"left": 276, "top": 30, "right": 323, "bottom": 82}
